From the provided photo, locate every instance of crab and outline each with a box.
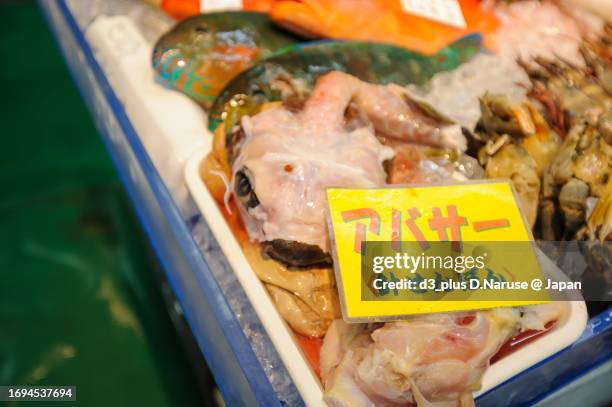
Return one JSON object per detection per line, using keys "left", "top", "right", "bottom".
{"left": 540, "top": 110, "right": 612, "bottom": 240}
{"left": 519, "top": 26, "right": 612, "bottom": 137}
{"left": 474, "top": 94, "right": 561, "bottom": 228}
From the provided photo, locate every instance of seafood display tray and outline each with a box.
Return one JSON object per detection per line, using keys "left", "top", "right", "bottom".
{"left": 185, "top": 145, "right": 588, "bottom": 406}
{"left": 40, "top": 0, "right": 612, "bottom": 406}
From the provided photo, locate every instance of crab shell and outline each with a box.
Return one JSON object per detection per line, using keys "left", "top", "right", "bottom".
{"left": 540, "top": 110, "right": 612, "bottom": 240}
{"left": 476, "top": 94, "right": 560, "bottom": 229}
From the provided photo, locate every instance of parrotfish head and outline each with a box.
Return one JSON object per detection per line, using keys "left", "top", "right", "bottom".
{"left": 152, "top": 14, "right": 260, "bottom": 103}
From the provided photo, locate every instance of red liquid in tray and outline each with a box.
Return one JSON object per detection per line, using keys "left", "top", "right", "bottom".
{"left": 491, "top": 321, "right": 555, "bottom": 364}
{"left": 294, "top": 334, "right": 323, "bottom": 379}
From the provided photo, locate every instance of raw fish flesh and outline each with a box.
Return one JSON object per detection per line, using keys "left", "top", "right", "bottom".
{"left": 232, "top": 71, "right": 465, "bottom": 254}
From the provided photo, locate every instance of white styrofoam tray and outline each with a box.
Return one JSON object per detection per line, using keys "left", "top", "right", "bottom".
{"left": 185, "top": 143, "right": 588, "bottom": 406}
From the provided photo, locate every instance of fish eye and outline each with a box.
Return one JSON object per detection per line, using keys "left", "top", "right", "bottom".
{"left": 194, "top": 26, "right": 209, "bottom": 34}
{"left": 235, "top": 169, "right": 252, "bottom": 197}
{"left": 235, "top": 168, "right": 260, "bottom": 209}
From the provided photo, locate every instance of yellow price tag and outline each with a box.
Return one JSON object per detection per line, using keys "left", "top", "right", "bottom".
{"left": 326, "top": 180, "right": 550, "bottom": 322}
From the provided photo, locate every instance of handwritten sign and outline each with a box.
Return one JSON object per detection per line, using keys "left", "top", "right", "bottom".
{"left": 400, "top": 0, "right": 467, "bottom": 29}
{"left": 326, "top": 181, "right": 549, "bottom": 322}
